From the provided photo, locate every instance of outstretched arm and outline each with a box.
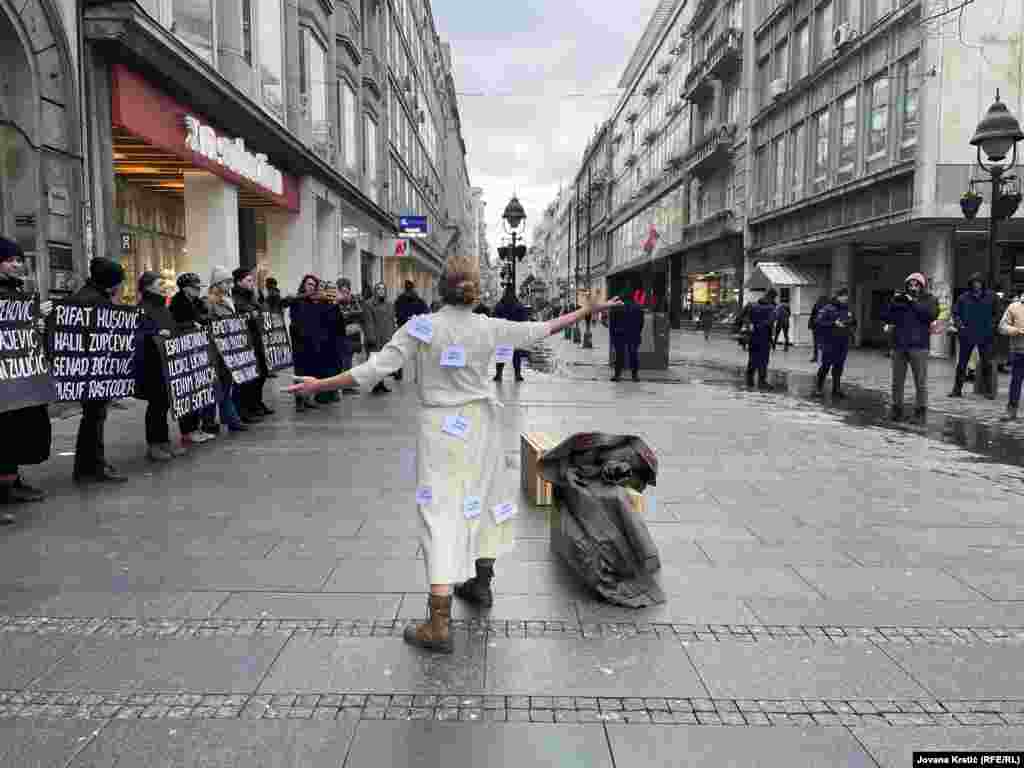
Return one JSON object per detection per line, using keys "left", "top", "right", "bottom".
{"left": 545, "top": 298, "right": 622, "bottom": 336}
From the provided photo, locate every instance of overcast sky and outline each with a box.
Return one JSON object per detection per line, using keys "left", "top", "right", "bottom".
{"left": 430, "top": 0, "right": 664, "bottom": 263}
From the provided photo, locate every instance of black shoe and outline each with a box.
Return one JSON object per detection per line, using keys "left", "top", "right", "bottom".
{"left": 949, "top": 388, "right": 963, "bottom": 398}
{"left": 258, "top": 403, "right": 275, "bottom": 416}
{"left": 890, "top": 407, "right": 905, "bottom": 422}
{"left": 9, "top": 478, "right": 45, "bottom": 502}
{"left": 812, "top": 387, "right": 824, "bottom": 399}
{"left": 372, "top": 383, "right": 391, "bottom": 395}
{"left": 453, "top": 560, "right": 494, "bottom": 607}
{"left": 240, "top": 414, "right": 260, "bottom": 424}
{"left": 492, "top": 375, "right": 502, "bottom": 382}
{"left": 913, "top": 406, "right": 927, "bottom": 424}
{"left": 631, "top": 373, "right": 640, "bottom": 382}
{"left": 832, "top": 389, "right": 846, "bottom": 400}
{"left": 296, "top": 397, "right": 308, "bottom": 412}
{"left": 228, "top": 422, "right": 249, "bottom": 432}
{"left": 610, "top": 374, "right": 622, "bottom": 382}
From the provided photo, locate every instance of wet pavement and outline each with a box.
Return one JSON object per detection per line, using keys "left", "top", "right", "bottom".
{"left": 1, "top": 350, "right": 1023, "bottom": 765}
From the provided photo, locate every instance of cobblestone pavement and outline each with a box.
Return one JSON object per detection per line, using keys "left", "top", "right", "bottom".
{"left": 0, "top": 357, "right": 1022, "bottom": 765}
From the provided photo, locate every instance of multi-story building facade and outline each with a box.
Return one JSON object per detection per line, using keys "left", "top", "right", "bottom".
{"left": 1, "top": 0, "right": 469, "bottom": 302}
{"left": 469, "top": 186, "right": 485, "bottom": 266}
{"left": 747, "top": 0, "right": 1024, "bottom": 353}
{"left": 572, "top": 123, "right": 611, "bottom": 305}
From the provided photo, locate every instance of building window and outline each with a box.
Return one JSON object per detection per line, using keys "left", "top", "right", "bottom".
{"left": 773, "top": 39, "right": 789, "bottom": 84}
{"left": 901, "top": 54, "right": 919, "bottom": 159}
{"left": 242, "top": 0, "right": 252, "bottom": 64}
{"left": 794, "top": 22, "right": 809, "bottom": 80}
{"left": 813, "top": 109, "right": 830, "bottom": 192}
{"left": 868, "top": 76, "right": 889, "bottom": 159}
{"left": 258, "top": 0, "right": 284, "bottom": 121}
{"left": 772, "top": 136, "right": 786, "bottom": 206}
{"left": 790, "top": 122, "right": 806, "bottom": 201}
{"left": 815, "top": 0, "right": 834, "bottom": 65}
{"left": 365, "top": 116, "right": 379, "bottom": 203}
{"left": 838, "top": 92, "right": 857, "bottom": 182}
{"left": 301, "top": 30, "right": 330, "bottom": 159}
{"left": 341, "top": 82, "right": 358, "bottom": 172}
{"left": 171, "top": 0, "right": 215, "bottom": 63}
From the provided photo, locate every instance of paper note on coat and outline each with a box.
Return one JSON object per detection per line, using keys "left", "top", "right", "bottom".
{"left": 409, "top": 316, "right": 433, "bottom": 343}
{"left": 415, "top": 487, "right": 433, "bottom": 505}
{"left": 493, "top": 502, "right": 517, "bottom": 524}
{"left": 440, "top": 345, "right": 466, "bottom": 367}
{"left": 495, "top": 345, "right": 514, "bottom": 363}
{"left": 463, "top": 496, "right": 482, "bottom": 519}
{"left": 442, "top": 414, "right": 470, "bottom": 437}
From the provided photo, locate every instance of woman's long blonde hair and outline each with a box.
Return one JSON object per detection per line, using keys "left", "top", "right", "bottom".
{"left": 439, "top": 254, "right": 481, "bottom": 306}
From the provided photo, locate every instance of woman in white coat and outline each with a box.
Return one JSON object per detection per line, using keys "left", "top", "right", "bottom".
{"left": 288, "top": 255, "right": 621, "bottom": 652}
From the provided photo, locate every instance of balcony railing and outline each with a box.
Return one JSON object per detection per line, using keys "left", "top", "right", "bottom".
{"left": 685, "top": 123, "right": 737, "bottom": 176}
{"left": 707, "top": 28, "right": 742, "bottom": 78}
{"left": 362, "top": 49, "right": 383, "bottom": 98}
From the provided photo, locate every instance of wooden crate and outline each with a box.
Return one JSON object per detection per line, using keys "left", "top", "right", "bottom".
{"left": 520, "top": 432, "right": 560, "bottom": 507}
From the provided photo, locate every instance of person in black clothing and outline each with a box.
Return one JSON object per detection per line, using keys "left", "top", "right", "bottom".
{"left": 392, "top": 280, "right": 429, "bottom": 381}
{"left": 134, "top": 271, "right": 186, "bottom": 462}
{"left": 813, "top": 288, "right": 857, "bottom": 399}
{"left": 772, "top": 301, "right": 792, "bottom": 350}
{"left": 738, "top": 289, "right": 778, "bottom": 389}
{"left": 700, "top": 306, "right": 714, "bottom": 341}
{"left": 232, "top": 266, "right": 274, "bottom": 420}
{"left": 609, "top": 292, "right": 644, "bottom": 381}
{"left": 492, "top": 287, "right": 528, "bottom": 381}
{"left": 170, "top": 272, "right": 217, "bottom": 444}
{"left": 808, "top": 294, "right": 829, "bottom": 362}
{"left": 72, "top": 258, "right": 129, "bottom": 484}
{"left": 0, "top": 237, "right": 51, "bottom": 520}
{"left": 950, "top": 272, "right": 997, "bottom": 399}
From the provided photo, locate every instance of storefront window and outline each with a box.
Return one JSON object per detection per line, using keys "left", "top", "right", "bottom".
{"left": 258, "top": 0, "right": 284, "bottom": 121}
{"left": 365, "top": 115, "right": 378, "bottom": 203}
{"left": 173, "top": 0, "right": 214, "bottom": 63}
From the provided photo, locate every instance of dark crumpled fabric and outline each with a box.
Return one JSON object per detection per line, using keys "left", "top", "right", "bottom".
{"left": 539, "top": 432, "right": 664, "bottom": 608}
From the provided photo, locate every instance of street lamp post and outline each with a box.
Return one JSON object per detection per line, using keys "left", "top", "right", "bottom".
{"left": 962, "top": 91, "right": 1024, "bottom": 288}
{"left": 500, "top": 195, "right": 527, "bottom": 297}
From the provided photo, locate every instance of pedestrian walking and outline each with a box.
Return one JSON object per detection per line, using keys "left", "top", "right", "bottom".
{"left": 170, "top": 272, "right": 216, "bottom": 446}
{"left": 808, "top": 294, "right": 829, "bottom": 362}
{"left": 701, "top": 307, "right": 714, "bottom": 341}
{"left": 610, "top": 292, "right": 644, "bottom": 382}
{"left": 492, "top": 287, "right": 529, "bottom": 382}
{"left": 363, "top": 282, "right": 394, "bottom": 395}
{"left": 134, "top": 271, "right": 186, "bottom": 462}
{"left": 0, "top": 237, "right": 51, "bottom": 520}
{"left": 207, "top": 268, "right": 247, "bottom": 432}
{"left": 882, "top": 272, "right": 939, "bottom": 423}
{"left": 286, "top": 254, "right": 622, "bottom": 653}
{"left": 71, "top": 257, "right": 129, "bottom": 484}
{"left": 773, "top": 300, "right": 792, "bottom": 350}
{"left": 813, "top": 287, "right": 856, "bottom": 399}
{"left": 949, "top": 273, "right": 997, "bottom": 399}
{"left": 998, "top": 292, "right": 1024, "bottom": 421}
{"left": 393, "top": 280, "right": 429, "bottom": 382}
{"left": 739, "top": 289, "right": 778, "bottom": 390}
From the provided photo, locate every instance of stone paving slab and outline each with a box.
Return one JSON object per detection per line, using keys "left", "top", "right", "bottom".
{"left": 0, "top": 718, "right": 104, "bottom": 768}
{"left": 485, "top": 637, "right": 704, "bottom": 698}
{"left": 10, "top": 591, "right": 229, "bottom": 620}
{"left": 66, "top": 718, "right": 359, "bottom": 767}
{"left": 343, "top": 722, "right": 613, "bottom": 767}
{"left": 0, "top": 634, "right": 81, "bottom": 689}
{"left": 213, "top": 593, "right": 403, "bottom": 621}
{"left": 687, "top": 639, "right": 930, "bottom": 699}
{"left": 321, "top": 559, "right": 427, "bottom": 593}
{"left": 881, "top": 644, "right": 1024, "bottom": 700}
{"left": 34, "top": 636, "right": 287, "bottom": 693}
{"left": 793, "top": 566, "right": 986, "bottom": 601}
{"left": 258, "top": 636, "right": 486, "bottom": 694}
{"left": 606, "top": 724, "right": 877, "bottom": 767}
{"left": 949, "top": 565, "right": 1024, "bottom": 601}
{"left": 265, "top": 536, "right": 421, "bottom": 561}
{"left": 747, "top": 598, "right": 1024, "bottom": 628}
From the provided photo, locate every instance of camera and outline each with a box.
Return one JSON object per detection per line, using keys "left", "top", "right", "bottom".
{"left": 893, "top": 292, "right": 910, "bottom": 303}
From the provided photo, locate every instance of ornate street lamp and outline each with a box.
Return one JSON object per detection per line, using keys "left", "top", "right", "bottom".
{"left": 965, "top": 91, "right": 1024, "bottom": 287}
{"left": 499, "top": 196, "right": 527, "bottom": 293}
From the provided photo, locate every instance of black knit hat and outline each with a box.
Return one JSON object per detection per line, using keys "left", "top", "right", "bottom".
{"left": 0, "top": 237, "right": 23, "bottom": 263}
{"left": 89, "top": 258, "right": 125, "bottom": 289}
{"left": 232, "top": 266, "right": 253, "bottom": 283}
{"left": 176, "top": 272, "right": 201, "bottom": 289}
{"left": 138, "top": 271, "right": 161, "bottom": 294}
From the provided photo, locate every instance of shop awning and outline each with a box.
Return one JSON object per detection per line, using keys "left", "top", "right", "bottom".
{"left": 748, "top": 262, "right": 818, "bottom": 289}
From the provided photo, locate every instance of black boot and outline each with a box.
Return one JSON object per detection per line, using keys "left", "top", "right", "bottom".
{"left": 453, "top": 559, "right": 495, "bottom": 607}
{"left": 949, "top": 372, "right": 964, "bottom": 398}
{"left": 913, "top": 406, "right": 927, "bottom": 424}
{"left": 757, "top": 370, "right": 772, "bottom": 390}
{"left": 890, "top": 405, "right": 905, "bottom": 422}
{"left": 1002, "top": 403, "right": 1019, "bottom": 422}
{"left": 745, "top": 367, "right": 755, "bottom": 387}
{"left": 832, "top": 378, "right": 846, "bottom": 399}
{"left": 813, "top": 369, "right": 826, "bottom": 397}
{"left": 983, "top": 366, "right": 996, "bottom": 400}
{"left": 493, "top": 363, "right": 504, "bottom": 382}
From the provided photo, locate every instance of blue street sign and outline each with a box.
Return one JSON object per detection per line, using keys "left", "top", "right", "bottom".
{"left": 398, "top": 215, "right": 428, "bottom": 236}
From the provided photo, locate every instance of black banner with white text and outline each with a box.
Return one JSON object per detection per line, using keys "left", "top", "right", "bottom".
{"left": 49, "top": 302, "right": 140, "bottom": 401}
{"left": 157, "top": 329, "right": 218, "bottom": 420}
{"left": 0, "top": 294, "right": 56, "bottom": 413}
{"left": 210, "top": 315, "right": 261, "bottom": 385}
{"left": 261, "top": 311, "right": 293, "bottom": 372}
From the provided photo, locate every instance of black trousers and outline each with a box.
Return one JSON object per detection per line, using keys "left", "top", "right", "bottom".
{"left": 495, "top": 351, "right": 525, "bottom": 380}
{"left": 75, "top": 400, "right": 110, "bottom": 474}
{"left": 772, "top": 324, "right": 790, "bottom": 349}
{"left": 239, "top": 377, "right": 266, "bottom": 413}
{"left": 614, "top": 342, "right": 640, "bottom": 376}
{"left": 145, "top": 398, "right": 170, "bottom": 446}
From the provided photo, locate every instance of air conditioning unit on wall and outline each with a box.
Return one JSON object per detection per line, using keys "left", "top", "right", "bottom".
{"left": 833, "top": 22, "right": 857, "bottom": 51}
{"left": 769, "top": 79, "right": 788, "bottom": 100}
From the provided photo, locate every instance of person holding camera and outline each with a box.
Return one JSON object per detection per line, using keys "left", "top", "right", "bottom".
{"left": 882, "top": 272, "right": 939, "bottom": 423}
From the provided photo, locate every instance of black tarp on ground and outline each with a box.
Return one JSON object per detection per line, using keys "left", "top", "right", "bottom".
{"left": 538, "top": 433, "right": 664, "bottom": 608}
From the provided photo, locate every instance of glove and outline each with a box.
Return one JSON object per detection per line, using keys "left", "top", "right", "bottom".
{"left": 39, "top": 300, "right": 53, "bottom": 316}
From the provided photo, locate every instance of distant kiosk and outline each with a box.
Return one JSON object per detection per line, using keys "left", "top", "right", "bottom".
{"left": 399, "top": 215, "right": 428, "bottom": 239}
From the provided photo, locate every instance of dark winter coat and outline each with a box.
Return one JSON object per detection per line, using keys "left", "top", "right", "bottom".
{"left": 0, "top": 274, "right": 51, "bottom": 468}
{"left": 740, "top": 298, "right": 777, "bottom": 347}
{"left": 953, "top": 280, "right": 996, "bottom": 343}
{"left": 809, "top": 296, "right": 829, "bottom": 331}
{"left": 609, "top": 301, "right": 645, "bottom": 345}
{"left": 288, "top": 297, "right": 333, "bottom": 377}
{"left": 394, "top": 289, "right": 429, "bottom": 326}
{"left": 133, "top": 292, "right": 178, "bottom": 402}
{"left": 362, "top": 297, "right": 395, "bottom": 351}
{"left": 72, "top": 280, "right": 117, "bottom": 308}
{"left": 815, "top": 301, "right": 857, "bottom": 347}
{"left": 881, "top": 292, "right": 939, "bottom": 351}
{"left": 494, "top": 296, "right": 530, "bottom": 351}
{"left": 231, "top": 286, "right": 264, "bottom": 315}
{"left": 169, "top": 291, "right": 208, "bottom": 328}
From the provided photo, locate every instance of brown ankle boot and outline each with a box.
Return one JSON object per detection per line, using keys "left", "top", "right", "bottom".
{"left": 403, "top": 594, "right": 453, "bottom": 653}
